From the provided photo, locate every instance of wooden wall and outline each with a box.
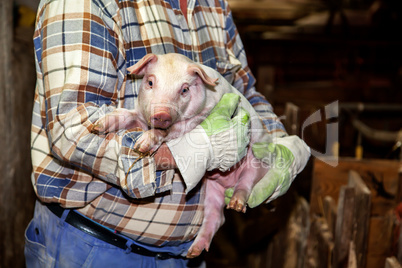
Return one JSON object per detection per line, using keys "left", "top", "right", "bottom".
{"left": 239, "top": 29, "right": 402, "bottom": 160}
{"left": 0, "top": 2, "right": 36, "bottom": 267}
{"left": 309, "top": 158, "right": 402, "bottom": 268}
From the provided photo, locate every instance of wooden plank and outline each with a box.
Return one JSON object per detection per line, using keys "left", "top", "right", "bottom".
{"left": 396, "top": 171, "right": 402, "bottom": 204}
{"left": 348, "top": 170, "right": 372, "bottom": 268}
{"left": 333, "top": 186, "right": 355, "bottom": 268}
{"left": 0, "top": 6, "right": 37, "bottom": 268}
{"left": 398, "top": 219, "right": 402, "bottom": 264}
{"left": 315, "top": 217, "right": 334, "bottom": 268}
{"left": 366, "top": 214, "right": 395, "bottom": 268}
{"left": 311, "top": 158, "right": 401, "bottom": 217}
{"left": 347, "top": 241, "right": 357, "bottom": 268}
{"left": 227, "top": 0, "right": 314, "bottom": 21}
{"left": 282, "top": 197, "right": 310, "bottom": 268}
{"left": 284, "top": 102, "right": 300, "bottom": 136}
{"left": 0, "top": 2, "right": 16, "bottom": 267}
{"left": 0, "top": 0, "right": 13, "bottom": 157}
{"left": 311, "top": 158, "right": 400, "bottom": 268}
{"left": 323, "top": 195, "right": 337, "bottom": 236}
{"left": 385, "top": 256, "right": 402, "bottom": 268}
{"left": 259, "top": 196, "right": 310, "bottom": 268}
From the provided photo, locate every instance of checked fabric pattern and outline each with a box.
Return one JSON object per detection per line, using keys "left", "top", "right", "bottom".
{"left": 31, "top": 0, "right": 286, "bottom": 246}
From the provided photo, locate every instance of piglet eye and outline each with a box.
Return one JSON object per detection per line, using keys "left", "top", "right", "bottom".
{"left": 148, "top": 80, "right": 153, "bottom": 87}
{"left": 181, "top": 87, "right": 189, "bottom": 95}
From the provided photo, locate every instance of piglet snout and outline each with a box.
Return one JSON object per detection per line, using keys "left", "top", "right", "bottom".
{"left": 150, "top": 110, "right": 173, "bottom": 129}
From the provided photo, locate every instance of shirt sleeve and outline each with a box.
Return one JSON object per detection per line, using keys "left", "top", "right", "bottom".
{"left": 223, "top": 2, "right": 288, "bottom": 138}
{"left": 32, "top": 0, "right": 165, "bottom": 202}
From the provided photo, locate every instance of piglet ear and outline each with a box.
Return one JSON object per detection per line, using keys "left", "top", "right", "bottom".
{"left": 188, "top": 64, "right": 218, "bottom": 86}
{"left": 127, "top": 54, "right": 158, "bottom": 75}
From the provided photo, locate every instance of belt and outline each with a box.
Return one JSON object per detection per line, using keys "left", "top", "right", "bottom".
{"left": 46, "top": 203, "right": 174, "bottom": 260}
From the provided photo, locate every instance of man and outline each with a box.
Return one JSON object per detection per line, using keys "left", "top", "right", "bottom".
{"left": 25, "top": 0, "right": 310, "bottom": 267}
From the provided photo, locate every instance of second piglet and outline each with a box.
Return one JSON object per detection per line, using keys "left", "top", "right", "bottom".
{"left": 93, "top": 53, "right": 274, "bottom": 258}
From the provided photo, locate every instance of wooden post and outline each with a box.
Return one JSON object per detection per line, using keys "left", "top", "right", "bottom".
{"left": 311, "top": 217, "right": 334, "bottom": 268}
{"left": 0, "top": 1, "right": 13, "bottom": 150}
{"left": 261, "top": 196, "right": 310, "bottom": 268}
{"left": 282, "top": 196, "right": 310, "bottom": 268}
{"left": 0, "top": 2, "right": 16, "bottom": 267}
{"left": 323, "top": 195, "right": 337, "bottom": 237}
{"left": 333, "top": 186, "right": 355, "bottom": 268}
{"left": 385, "top": 256, "right": 402, "bottom": 268}
{"left": 0, "top": 2, "right": 37, "bottom": 267}
{"left": 347, "top": 241, "right": 357, "bottom": 268}
{"left": 348, "top": 170, "right": 371, "bottom": 268}
{"left": 284, "top": 102, "right": 300, "bottom": 136}
{"left": 332, "top": 171, "right": 372, "bottom": 268}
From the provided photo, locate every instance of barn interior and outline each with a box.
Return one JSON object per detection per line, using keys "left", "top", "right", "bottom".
{"left": 1, "top": 0, "right": 401, "bottom": 267}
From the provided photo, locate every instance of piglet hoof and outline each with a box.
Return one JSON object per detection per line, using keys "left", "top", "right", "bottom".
{"left": 134, "top": 132, "right": 153, "bottom": 153}
{"left": 227, "top": 199, "right": 247, "bottom": 213}
{"left": 186, "top": 247, "right": 203, "bottom": 259}
{"left": 91, "top": 122, "right": 105, "bottom": 134}
{"left": 134, "top": 129, "right": 166, "bottom": 153}
{"left": 226, "top": 189, "right": 248, "bottom": 213}
{"left": 187, "top": 242, "right": 209, "bottom": 259}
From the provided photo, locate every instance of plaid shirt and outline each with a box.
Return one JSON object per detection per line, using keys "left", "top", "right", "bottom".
{"left": 31, "top": 0, "right": 286, "bottom": 247}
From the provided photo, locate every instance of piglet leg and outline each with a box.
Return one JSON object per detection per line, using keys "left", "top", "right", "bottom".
{"left": 92, "top": 108, "right": 146, "bottom": 133}
{"left": 226, "top": 153, "right": 269, "bottom": 213}
{"left": 187, "top": 179, "right": 226, "bottom": 258}
{"left": 134, "top": 129, "right": 167, "bottom": 153}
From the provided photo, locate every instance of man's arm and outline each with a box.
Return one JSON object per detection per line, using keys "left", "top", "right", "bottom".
{"left": 32, "top": 0, "right": 161, "bottom": 201}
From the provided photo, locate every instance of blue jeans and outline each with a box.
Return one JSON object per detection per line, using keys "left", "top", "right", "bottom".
{"left": 24, "top": 201, "right": 205, "bottom": 268}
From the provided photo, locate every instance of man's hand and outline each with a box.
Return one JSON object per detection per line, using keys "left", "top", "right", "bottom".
{"left": 243, "top": 136, "right": 310, "bottom": 208}
{"left": 166, "top": 93, "right": 251, "bottom": 193}
{"left": 199, "top": 93, "right": 250, "bottom": 172}
{"left": 247, "top": 142, "right": 294, "bottom": 208}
